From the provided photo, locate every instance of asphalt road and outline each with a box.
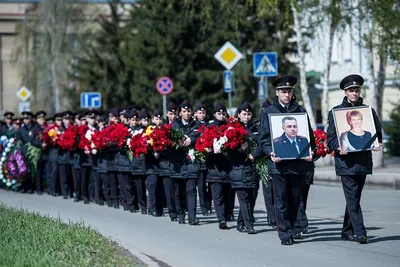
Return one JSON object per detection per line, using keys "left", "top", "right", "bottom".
{"left": 1, "top": 184, "right": 399, "bottom": 267}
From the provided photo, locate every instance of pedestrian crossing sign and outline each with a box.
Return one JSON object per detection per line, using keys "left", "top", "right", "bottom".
{"left": 214, "top": 42, "right": 244, "bottom": 70}
{"left": 253, "top": 52, "right": 278, "bottom": 77}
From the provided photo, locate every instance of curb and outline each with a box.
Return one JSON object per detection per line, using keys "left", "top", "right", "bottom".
{"left": 314, "top": 170, "right": 400, "bottom": 189}
{"left": 113, "top": 240, "right": 161, "bottom": 267}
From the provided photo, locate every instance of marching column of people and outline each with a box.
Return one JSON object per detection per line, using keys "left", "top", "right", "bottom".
{"left": 0, "top": 73, "right": 382, "bottom": 246}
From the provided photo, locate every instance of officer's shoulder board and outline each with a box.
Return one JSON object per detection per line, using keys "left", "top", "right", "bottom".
{"left": 297, "top": 135, "right": 308, "bottom": 141}
{"left": 273, "top": 136, "right": 282, "bottom": 142}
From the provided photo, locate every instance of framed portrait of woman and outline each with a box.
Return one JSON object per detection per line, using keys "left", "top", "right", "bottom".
{"left": 332, "top": 106, "right": 379, "bottom": 153}
{"left": 268, "top": 113, "right": 312, "bottom": 160}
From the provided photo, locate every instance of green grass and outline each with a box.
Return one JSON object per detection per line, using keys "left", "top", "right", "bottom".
{"left": 0, "top": 204, "right": 141, "bottom": 267}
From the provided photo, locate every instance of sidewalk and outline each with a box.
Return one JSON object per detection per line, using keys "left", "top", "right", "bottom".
{"left": 314, "top": 163, "right": 400, "bottom": 189}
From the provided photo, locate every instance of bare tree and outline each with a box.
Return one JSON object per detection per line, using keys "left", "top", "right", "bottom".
{"left": 290, "top": 1, "right": 317, "bottom": 129}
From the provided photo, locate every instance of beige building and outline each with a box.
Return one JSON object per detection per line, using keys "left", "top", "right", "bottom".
{"left": 0, "top": 3, "right": 28, "bottom": 115}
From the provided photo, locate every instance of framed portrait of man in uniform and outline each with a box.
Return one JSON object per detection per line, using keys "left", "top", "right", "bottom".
{"left": 269, "top": 113, "right": 312, "bottom": 160}
{"left": 332, "top": 106, "right": 379, "bottom": 153}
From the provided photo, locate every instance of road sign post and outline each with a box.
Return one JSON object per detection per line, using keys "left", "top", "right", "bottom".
{"left": 215, "top": 42, "right": 243, "bottom": 112}
{"left": 80, "top": 92, "right": 102, "bottom": 109}
{"left": 156, "top": 76, "right": 174, "bottom": 118}
{"left": 253, "top": 52, "right": 278, "bottom": 109}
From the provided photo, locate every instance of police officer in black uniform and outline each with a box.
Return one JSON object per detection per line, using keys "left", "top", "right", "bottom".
{"left": 206, "top": 103, "right": 233, "bottom": 230}
{"left": 30, "top": 111, "right": 48, "bottom": 195}
{"left": 327, "top": 74, "right": 382, "bottom": 244}
{"left": 194, "top": 103, "right": 212, "bottom": 215}
{"left": 230, "top": 102, "right": 262, "bottom": 234}
{"left": 48, "top": 113, "right": 62, "bottom": 196}
{"left": 18, "top": 111, "right": 36, "bottom": 193}
{"left": 58, "top": 111, "right": 74, "bottom": 199}
{"left": 159, "top": 102, "right": 179, "bottom": 221}
{"left": 170, "top": 100, "right": 201, "bottom": 225}
{"left": 3, "top": 111, "right": 14, "bottom": 133}
{"left": 259, "top": 76, "right": 314, "bottom": 245}
{"left": 130, "top": 109, "right": 148, "bottom": 214}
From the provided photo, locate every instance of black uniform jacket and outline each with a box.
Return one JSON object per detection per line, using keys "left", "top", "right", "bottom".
{"left": 206, "top": 120, "right": 232, "bottom": 183}
{"left": 170, "top": 118, "right": 200, "bottom": 179}
{"left": 229, "top": 120, "right": 263, "bottom": 189}
{"left": 327, "top": 97, "right": 382, "bottom": 175}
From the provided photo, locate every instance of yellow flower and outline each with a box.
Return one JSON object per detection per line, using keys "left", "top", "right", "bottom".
{"left": 143, "top": 126, "right": 154, "bottom": 137}
{"left": 48, "top": 129, "right": 57, "bottom": 138}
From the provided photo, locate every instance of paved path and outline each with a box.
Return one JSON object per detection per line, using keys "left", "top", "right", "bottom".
{"left": 1, "top": 185, "right": 400, "bottom": 267}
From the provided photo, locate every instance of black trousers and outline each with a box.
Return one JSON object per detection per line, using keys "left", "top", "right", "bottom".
{"left": 48, "top": 161, "right": 58, "bottom": 195}
{"left": 341, "top": 175, "right": 367, "bottom": 237}
{"left": 120, "top": 172, "right": 137, "bottom": 208}
{"left": 80, "top": 166, "right": 92, "bottom": 201}
{"left": 263, "top": 180, "right": 275, "bottom": 223}
{"left": 294, "top": 184, "right": 311, "bottom": 234}
{"left": 272, "top": 174, "right": 304, "bottom": 241}
{"left": 117, "top": 172, "right": 126, "bottom": 207}
{"left": 146, "top": 174, "right": 163, "bottom": 214}
{"left": 88, "top": 168, "right": 96, "bottom": 202}
{"left": 198, "top": 171, "right": 209, "bottom": 212}
{"left": 59, "top": 164, "right": 72, "bottom": 198}
{"left": 174, "top": 178, "right": 197, "bottom": 220}
{"left": 163, "top": 177, "right": 177, "bottom": 218}
{"left": 34, "top": 160, "right": 46, "bottom": 193}
{"left": 108, "top": 171, "right": 119, "bottom": 203}
{"left": 45, "top": 160, "right": 52, "bottom": 193}
{"left": 210, "top": 182, "right": 232, "bottom": 222}
{"left": 236, "top": 188, "right": 255, "bottom": 229}
{"left": 72, "top": 168, "right": 81, "bottom": 200}
{"left": 134, "top": 175, "right": 147, "bottom": 212}
{"left": 96, "top": 172, "right": 108, "bottom": 202}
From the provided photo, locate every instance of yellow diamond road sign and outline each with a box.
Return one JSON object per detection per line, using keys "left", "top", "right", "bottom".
{"left": 214, "top": 41, "right": 243, "bottom": 70}
{"left": 16, "top": 86, "right": 32, "bottom": 102}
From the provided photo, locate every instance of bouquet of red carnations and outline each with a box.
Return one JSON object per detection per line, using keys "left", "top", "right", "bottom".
{"left": 313, "top": 129, "right": 332, "bottom": 158}
{"left": 57, "top": 126, "right": 78, "bottom": 151}
{"left": 92, "top": 122, "right": 130, "bottom": 151}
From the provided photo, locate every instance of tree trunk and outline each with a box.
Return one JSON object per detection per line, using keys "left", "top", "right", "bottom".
{"left": 321, "top": 20, "right": 336, "bottom": 129}
{"left": 291, "top": 1, "right": 317, "bottom": 129}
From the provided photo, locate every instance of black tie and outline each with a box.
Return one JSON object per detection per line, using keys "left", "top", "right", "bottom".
{"left": 285, "top": 106, "right": 289, "bottom": 112}
{"left": 292, "top": 141, "right": 298, "bottom": 153}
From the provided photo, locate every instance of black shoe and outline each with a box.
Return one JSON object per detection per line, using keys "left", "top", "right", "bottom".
{"left": 123, "top": 206, "right": 129, "bottom": 211}
{"left": 37, "top": 191, "right": 43, "bottom": 195}
{"left": 107, "top": 201, "right": 113, "bottom": 207}
{"left": 178, "top": 214, "right": 186, "bottom": 224}
{"left": 201, "top": 208, "right": 209, "bottom": 216}
{"left": 113, "top": 202, "right": 120, "bottom": 209}
{"left": 268, "top": 220, "right": 276, "bottom": 228}
{"left": 73, "top": 198, "right": 80, "bottom": 202}
{"left": 63, "top": 196, "right": 68, "bottom": 200}
{"left": 141, "top": 209, "right": 147, "bottom": 215}
{"left": 281, "top": 238, "right": 293, "bottom": 246}
{"left": 237, "top": 224, "right": 246, "bottom": 233}
{"left": 152, "top": 212, "right": 163, "bottom": 217}
{"left": 341, "top": 234, "right": 357, "bottom": 242}
{"left": 170, "top": 216, "right": 178, "bottom": 222}
{"left": 129, "top": 207, "right": 137, "bottom": 213}
{"left": 293, "top": 233, "right": 302, "bottom": 240}
{"left": 227, "top": 214, "right": 235, "bottom": 221}
{"left": 247, "top": 226, "right": 256, "bottom": 235}
{"left": 302, "top": 227, "right": 309, "bottom": 234}
{"left": 356, "top": 235, "right": 368, "bottom": 244}
{"left": 219, "top": 221, "right": 229, "bottom": 230}
{"left": 98, "top": 201, "right": 104, "bottom": 206}
{"left": 84, "top": 200, "right": 90, "bottom": 204}
{"left": 189, "top": 218, "right": 200, "bottom": 225}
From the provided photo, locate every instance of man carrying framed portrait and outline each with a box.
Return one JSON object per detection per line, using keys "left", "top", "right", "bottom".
{"left": 259, "top": 75, "right": 315, "bottom": 246}
{"left": 327, "top": 74, "right": 383, "bottom": 244}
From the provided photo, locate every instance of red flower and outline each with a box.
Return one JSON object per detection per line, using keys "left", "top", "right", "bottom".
{"left": 91, "top": 123, "right": 130, "bottom": 151}
{"left": 42, "top": 124, "right": 59, "bottom": 146}
{"left": 313, "top": 129, "right": 332, "bottom": 157}
{"left": 195, "top": 125, "right": 219, "bottom": 153}
{"left": 58, "top": 126, "right": 79, "bottom": 151}
{"left": 129, "top": 134, "right": 148, "bottom": 157}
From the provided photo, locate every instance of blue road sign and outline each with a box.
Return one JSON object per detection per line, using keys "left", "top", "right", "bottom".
{"left": 223, "top": 70, "right": 234, "bottom": 93}
{"left": 258, "top": 80, "right": 265, "bottom": 100}
{"left": 253, "top": 52, "right": 278, "bottom": 77}
{"left": 80, "top": 92, "right": 101, "bottom": 109}
{"left": 156, "top": 77, "right": 174, "bottom": 95}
